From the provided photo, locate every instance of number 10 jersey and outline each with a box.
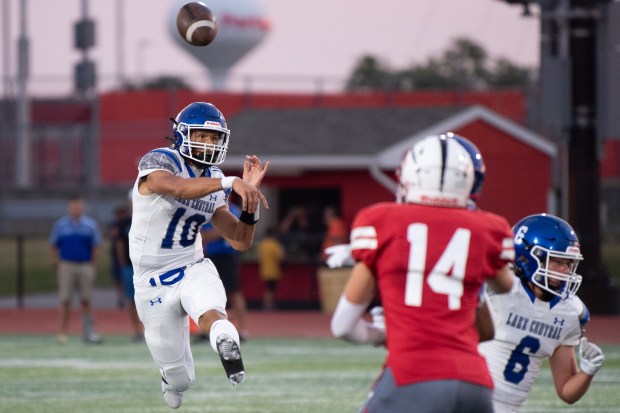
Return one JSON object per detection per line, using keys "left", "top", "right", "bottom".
{"left": 129, "top": 148, "right": 228, "bottom": 287}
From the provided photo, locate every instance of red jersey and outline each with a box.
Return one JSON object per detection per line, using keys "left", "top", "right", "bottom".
{"left": 350, "top": 202, "right": 514, "bottom": 388}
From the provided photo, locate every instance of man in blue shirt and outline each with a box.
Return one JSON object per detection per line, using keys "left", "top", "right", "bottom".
{"left": 49, "top": 196, "right": 102, "bottom": 344}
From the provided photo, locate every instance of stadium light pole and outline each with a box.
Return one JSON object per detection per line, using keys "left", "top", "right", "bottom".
{"left": 565, "top": 0, "right": 611, "bottom": 311}
{"left": 115, "top": 0, "right": 126, "bottom": 88}
{"left": 73, "top": 0, "right": 99, "bottom": 195}
{"left": 2, "top": 0, "right": 12, "bottom": 99}
{"left": 15, "top": 0, "right": 30, "bottom": 189}
{"left": 499, "top": 0, "right": 617, "bottom": 313}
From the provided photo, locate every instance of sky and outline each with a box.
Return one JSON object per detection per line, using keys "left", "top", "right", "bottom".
{"left": 0, "top": 0, "right": 540, "bottom": 96}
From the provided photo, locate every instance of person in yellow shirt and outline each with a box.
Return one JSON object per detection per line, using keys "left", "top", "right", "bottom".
{"left": 258, "top": 227, "right": 285, "bottom": 311}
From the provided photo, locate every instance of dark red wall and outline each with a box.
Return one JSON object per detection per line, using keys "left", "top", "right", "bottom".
{"left": 97, "top": 90, "right": 553, "bottom": 227}
{"left": 453, "top": 121, "right": 552, "bottom": 226}
{"left": 240, "top": 262, "right": 320, "bottom": 308}
{"left": 98, "top": 90, "right": 528, "bottom": 185}
{"left": 259, "top": 171, "right": 392, "bottom": 229}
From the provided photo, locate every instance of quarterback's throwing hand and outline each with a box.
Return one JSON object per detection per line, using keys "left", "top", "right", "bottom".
{"left": 236, "top": 155, "right": 270, "bottom": 213}
{"left": 243, "top": 155, "right": 269, "bottom": 189}
{"left": 579, "top": 336, "right": 605, "bottom": 375}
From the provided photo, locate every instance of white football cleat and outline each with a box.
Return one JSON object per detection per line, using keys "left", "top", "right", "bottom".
{"left": 161, "top": 378, "right": 183, "bottom": 409}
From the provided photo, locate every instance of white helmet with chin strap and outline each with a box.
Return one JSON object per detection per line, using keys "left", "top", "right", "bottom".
{"left": 396, "top": 134, "right": 476, "bottom": 208}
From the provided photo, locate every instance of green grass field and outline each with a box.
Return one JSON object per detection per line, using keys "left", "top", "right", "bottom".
{"left": 0, "top": 335, "right": 618, "bottom": 413}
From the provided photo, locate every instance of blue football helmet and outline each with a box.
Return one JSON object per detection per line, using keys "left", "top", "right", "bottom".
{"left": 172, "top": 102, "right": 230, "bottom": 165}
{"left": 449, "top": 133, "right": 486, "bottom": 203}
{"left": 513, "top": 214, "right": 583, "bottom": 300}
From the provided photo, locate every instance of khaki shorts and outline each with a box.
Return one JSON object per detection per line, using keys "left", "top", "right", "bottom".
{"left": 57, "top": 261, "right": 96, "bottom": 302}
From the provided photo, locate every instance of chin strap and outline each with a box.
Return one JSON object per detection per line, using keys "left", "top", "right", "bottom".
{"left": 166, "top": 118, "right": 180, "bottom": 147}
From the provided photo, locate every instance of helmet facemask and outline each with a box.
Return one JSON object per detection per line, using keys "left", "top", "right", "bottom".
{"left": 174, "top": 121, "right": 229, "bottom": 166}
{"left": 527, "top": 245, "right": 583, "bottom": 300}
{"left": 513, "top": 213, "right": 584, "bottom": 301}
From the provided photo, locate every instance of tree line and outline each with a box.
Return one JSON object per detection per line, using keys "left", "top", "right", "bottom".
{"left": 346, "top": 37, "right": 534, "bottom": 92}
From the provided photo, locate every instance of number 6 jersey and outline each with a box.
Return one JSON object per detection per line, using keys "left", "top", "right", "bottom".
{"left": 350, "top": 202, "right": 515, "bottom": 388}
{"left": 129, "top": 147, "right": 228, "bottom": 287}
{"left": 478, "top": 279, "right": 586, "bottom": 409}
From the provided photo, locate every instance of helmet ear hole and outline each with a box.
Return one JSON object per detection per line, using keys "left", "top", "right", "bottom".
{"left": 450, "top": 134, "right": 485, "bottom": 202}
{"left": 172, "top": 130, "right": 184, "bottom": 148}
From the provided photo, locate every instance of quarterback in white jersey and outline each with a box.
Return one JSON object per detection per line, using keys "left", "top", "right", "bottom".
{"left": 129, "top": 102, "right": 269, "bottom": 409}
{"left": 478, "top": 214, "right": 605, "bottom": 413}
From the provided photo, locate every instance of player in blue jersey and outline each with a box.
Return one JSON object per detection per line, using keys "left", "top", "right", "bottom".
{"left": 478, "top": 213, "right": 605, "bottom": 412}
{"left": 129, "top": 102, "right": 269, "bottom": 409}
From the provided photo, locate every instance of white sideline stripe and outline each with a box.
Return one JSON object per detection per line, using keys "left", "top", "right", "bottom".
{"left": 248, "top": 371, "right": 377, "bottom": 380}
{"left": 0, "top": 359, "right": 153, "bottom": 369}
{"left": 186, "top": 20, "right": 215, "bottom": 42}
{"left": 256, "top": 346, "right": 384, "bottom": 357}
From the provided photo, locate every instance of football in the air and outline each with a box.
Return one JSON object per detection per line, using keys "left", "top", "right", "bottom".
{"left": 176, "top": 2, "right": 218, "bottom": 47}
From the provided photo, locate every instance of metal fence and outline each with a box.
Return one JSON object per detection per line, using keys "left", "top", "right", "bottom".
{"left": 0, "top": 235, "right": 113, "bottom": 308}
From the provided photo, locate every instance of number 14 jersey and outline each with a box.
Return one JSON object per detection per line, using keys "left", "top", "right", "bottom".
{"left": 350, "top": 202, "right": 514, "bottom": 388}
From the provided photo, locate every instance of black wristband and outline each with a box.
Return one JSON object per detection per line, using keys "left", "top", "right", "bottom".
{"left": 239, "top": 210, "right": 258, "bottom": 225}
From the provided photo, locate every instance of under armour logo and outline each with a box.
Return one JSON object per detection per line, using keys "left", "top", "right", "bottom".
{"left": 150, "top": 298, "right": 163, "bottom": 306}
{"left": 209, "top": 194, "right": 217, "bottom": 201}
{"left": 554, "top": 317, "right": 565, "bottom": 326}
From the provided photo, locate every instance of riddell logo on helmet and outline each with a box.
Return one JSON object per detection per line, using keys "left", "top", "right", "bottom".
{"left": 203, "top": 121, "right": 221, "bottom": 127}
{"left": 420, "top": 195, "right": 460, "bottom": 206}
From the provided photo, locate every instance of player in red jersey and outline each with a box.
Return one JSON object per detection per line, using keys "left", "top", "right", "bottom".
{"left": 329, "top": 133, "right": 515, "bottom": 413}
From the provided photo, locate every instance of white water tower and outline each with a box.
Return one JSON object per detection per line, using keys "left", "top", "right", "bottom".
{"left": 169, "top": 0, "right": 270, "bottom": 90}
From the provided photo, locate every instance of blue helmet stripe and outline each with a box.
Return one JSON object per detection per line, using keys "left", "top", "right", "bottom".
{"left": 439, "top": 135, "right": 448, "bottom": 192}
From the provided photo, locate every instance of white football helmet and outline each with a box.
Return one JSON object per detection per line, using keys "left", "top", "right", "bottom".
{"left": 396, "top": 134, "right": 475, "bottom": 207}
